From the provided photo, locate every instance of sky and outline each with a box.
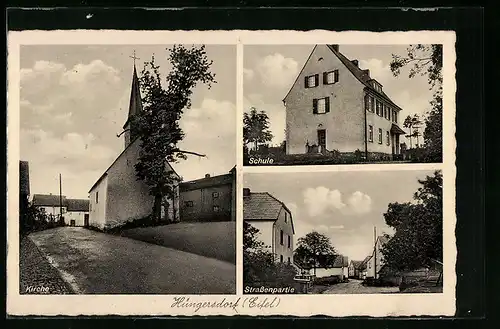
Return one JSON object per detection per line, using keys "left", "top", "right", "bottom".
{"left": 243, "top": 44, "right": 433, "bottom": 146}
{"left": 20, "top": 45, "right": 236, "bottom": 199}
{"left": 243, "top": 169, "right": 437, "bottom": 262}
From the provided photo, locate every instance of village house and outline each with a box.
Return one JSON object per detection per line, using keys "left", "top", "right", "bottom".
{"left": 243, "top": 188, "right": 295, "bottom": 264}
{"left": 312, "top": 255, "right": 349, "bottom": 280}
{"left": 348, "top": 259, "right": 364, "bottom": 278}
{"left": 366, "top": 235, "right": 389, "bottom": 279}
{"left": 88, "top": 64, "right": 180, "bottom": 229}
{"left": 65, "top": 199, "right": 90, "bottom": 227}
{"left": 358, "top": 255, "right": 372, "bottom": 280}
{"left": 283, "top": 44, "right": 407, "bottom": 160}
{"left": 32, "top": 194, "right": 67, "bottom": 221}
{"left": 179, "top": 167, "right": 236, "bottom": 222}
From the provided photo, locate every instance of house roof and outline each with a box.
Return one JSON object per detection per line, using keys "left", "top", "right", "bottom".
{"left": 179, "top": 170, "right": 234, "bottom": 192}
{"left": 32, "top": 194, "right": 67, "bottom": 207}
{"left": 391, "top": 123, "right": 407, "bottom": 135}
{"left": 19, "top": 161, "right": 30, "bottom": 195}
{"left": 358, "top": 255, "right": 373, "bottom": 271}
{"left": 243, "top": 191, "right": 295, "bottom": 234}
{"left": 325, "top": 45, "right": 403, "bottom": 111}
{"left": 66, "top": 199, "right": 90, "bottom": 212}
{"left": 350, "top": 260, "right": 364, "bottom": 269}
{"left": 332, "top": 255, "right": 349, "bottom": 268}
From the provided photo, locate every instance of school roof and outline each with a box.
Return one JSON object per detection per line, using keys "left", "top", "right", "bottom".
{"left": 284, "top": 44, "right": 403, "bottom": 112}
{"left": 66, "top": 199, "right": 90, "bottom": 212}
{"left": 179, "top": 170, "right": 234, "bottom": 192}
{"left": 243, "top": 190, "right": 295, "bottom": 234}
{"left": 19, "top": 161, "right": 30, "bottom": 195}
{"left": 32, "top": 194, "right": 67, "bottom": 207}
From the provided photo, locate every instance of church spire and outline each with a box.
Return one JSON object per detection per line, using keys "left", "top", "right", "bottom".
{"left": 123, "top": 51, "right": 143, "bottom": 148}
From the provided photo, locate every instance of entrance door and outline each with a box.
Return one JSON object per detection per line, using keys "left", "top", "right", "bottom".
{"left": 84, "top": 214, "right": 89, "bottom": 227}
{"left": 317, "top": 129, "right": 326, "bottom": 153}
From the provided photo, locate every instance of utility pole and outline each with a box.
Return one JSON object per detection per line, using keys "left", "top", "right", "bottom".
{"left": 373, "top": 226, "right": 377, "bottom": 280}
{"left": 59, "top": 173, "right": 63, "bottom": 224}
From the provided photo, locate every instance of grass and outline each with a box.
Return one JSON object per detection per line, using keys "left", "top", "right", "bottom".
{"left": 120, "top": 221, "right": 236, "bottom": 264}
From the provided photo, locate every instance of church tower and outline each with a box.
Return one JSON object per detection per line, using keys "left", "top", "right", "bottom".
{"left": 123, "top": 64, "right": 143, "bottom": 149}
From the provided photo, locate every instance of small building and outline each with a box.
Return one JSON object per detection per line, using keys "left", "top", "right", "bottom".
{"left": 348, "top": 260, "right": 363, "bottom": 278}
{"left": 283, "top": 44, "right": 406, "bottom": 160}
{"left": 32, "top": 194, "right": 67, "bottom": 221}
{"left": 65, "top": 199, "right": 90, "bottom": 227}
{"left": 358, "top": 255, "right": 372, "bottom": 279}
{"left": 243, "top": 187, "right": 295, "bottom": 264}
{"left": 366, "top": 235, "right": 389, "bottom": 279}
{"left": 179, "top": 167, "right": 236, "bottom": 222}
{"left": 310, "top": 255, "right": 349, "bottom": 280}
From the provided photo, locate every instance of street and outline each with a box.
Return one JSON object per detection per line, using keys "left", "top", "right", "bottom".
{"left": 27, "top": 227, "right": 236, "bottom": 294}
{"left": 322, "top": 279, "right": 400, "bottom": 294}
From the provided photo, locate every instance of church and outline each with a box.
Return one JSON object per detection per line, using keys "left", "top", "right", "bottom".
{"left": 88, "top": 64, "right": 180, "bottom": 229}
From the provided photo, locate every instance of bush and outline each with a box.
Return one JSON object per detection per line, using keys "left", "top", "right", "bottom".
{"left": 314, "top": 275, "right": 342, "bottom": 286}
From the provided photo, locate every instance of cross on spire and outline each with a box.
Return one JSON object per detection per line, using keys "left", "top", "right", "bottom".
{"left": 129, "top": 50, "right": 140, "bottom": 66}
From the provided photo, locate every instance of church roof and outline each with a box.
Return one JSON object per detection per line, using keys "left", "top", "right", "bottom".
{"left": 123, "top": 65, "right": 143, "bottom": 129}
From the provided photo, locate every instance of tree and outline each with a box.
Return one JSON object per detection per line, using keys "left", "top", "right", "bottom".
{"left": 381, "top": 170, "right": 443, "bottom": 271}
{"left": 295, "top": 231, "right": 337, "bottom": 276}
{"left": 403, "top": 114, "right": 423, "bottom": 149}
{"left": 243, "top": 221, "right": 297, "bottom": 289}
{"left": 133, "top": 46, "right": 216, "bottom": 222}
{"left": 391, "top": 45, "right": 443, "bottom": 162}
{"left": 243, "top": 107, "right": 273, "bottom": 152}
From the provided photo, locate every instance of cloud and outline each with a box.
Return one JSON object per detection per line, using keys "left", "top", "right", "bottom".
{"left": 243, "top": 68, "right": 255, "bottom": 81}
{"left": 303, "top": 187, "right": 372, "bottom": 217}
{"left": 256, "top": 53, "right": 298, "bottom": 89}
{"left": 347, "top": 191, "right": 372, "bottom": 214}
{"left": 176, "top": 98, "right": 236, "bottom": 181}
{"left": 359, "top": 58, "right": 391, "bottom": 86}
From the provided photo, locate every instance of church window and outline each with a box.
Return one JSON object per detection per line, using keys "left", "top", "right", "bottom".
{"left": 212, "top": 191, "right": 219, "bottom": 198}
{"left": 185, "top": 201, "right": 193, "bottom": 207}
{"left": 213, "top": 205, "right": 220, "bottom": 212}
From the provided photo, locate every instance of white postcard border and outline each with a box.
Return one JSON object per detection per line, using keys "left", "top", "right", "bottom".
{"left": 7, "top": 30, "right": 456, "bottom": 317}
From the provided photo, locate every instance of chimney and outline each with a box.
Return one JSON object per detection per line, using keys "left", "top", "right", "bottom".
{"left": 243, "top": 188, "right": 251, "bottom": 197}
{"left": 351, "top": 59, "right": 359, "bottom": 67}
{"left": 205, "top": 174, "right": 210, "bottom": 178}
{"left": 330, "top": 44, "right": 339, "bottom": 52}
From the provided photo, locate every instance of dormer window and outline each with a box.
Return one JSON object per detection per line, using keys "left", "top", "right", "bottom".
{"left": 371, "top": 80, "right": 383, "bottom": 93}
{"left": 305, "top": 74, "right": 319, "bottom": 88}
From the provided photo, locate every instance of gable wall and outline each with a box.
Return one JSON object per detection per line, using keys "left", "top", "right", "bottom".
{"left": 284, "top": 45, "right": 366, "bottom": 154}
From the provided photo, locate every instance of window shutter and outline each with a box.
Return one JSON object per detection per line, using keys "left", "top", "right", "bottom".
{"left": 323, "top": 72, "right": 328, "bottom": 84}
{"left": 314, "top": 74, "right": 319, "bottom": 87}
{"left": 313, "top": 98, "right": 318, "bottom": 114}
{"left": 334, "top": 70, "right": 339, "bottom": 82}
{"left": 325, "top": 97, "right": 330, "bottom": 113}
{"left": 304, "top": 76, "right": 309, "bottom": 88}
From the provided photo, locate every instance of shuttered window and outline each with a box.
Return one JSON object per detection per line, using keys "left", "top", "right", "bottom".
{"left": 313, "top": 97, "right": 330, "bottom": 114}
{"left": 368, "top": 125, "right": 373, "bottom": 142}
{"left": 386, "top": 131, "right": 390, "bottom": 145}
{"left": 323, "top": 70, "right": 339, "bottom": 84}
{"left": 305, "top": 74, "right": 319, "bottom": 88}
{"left": 378, "top": 128, "right": 383, "bottom": 144}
